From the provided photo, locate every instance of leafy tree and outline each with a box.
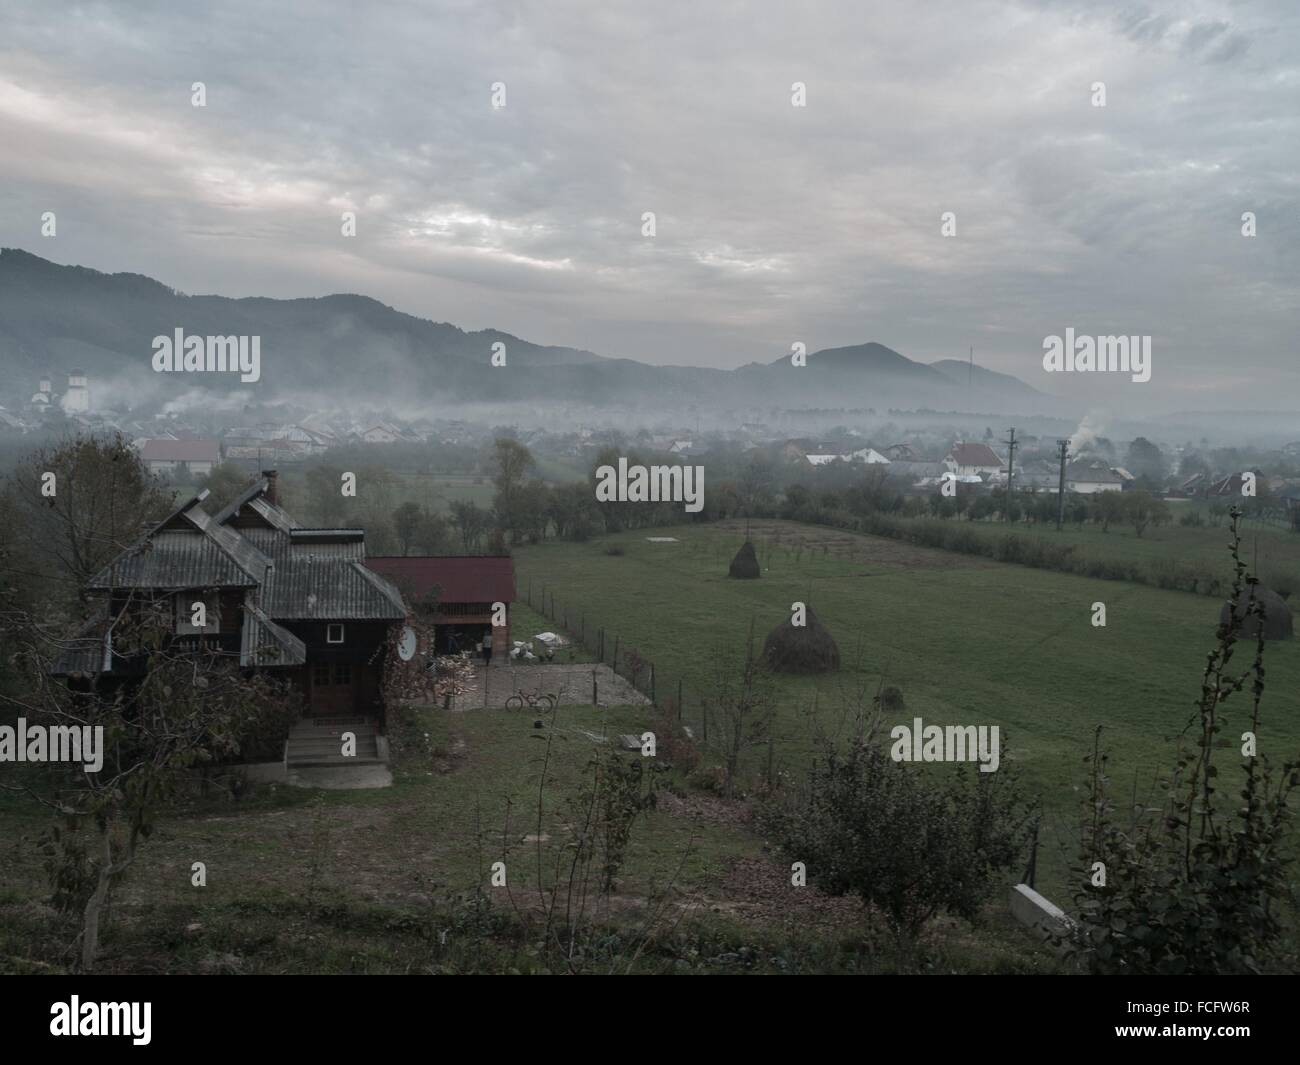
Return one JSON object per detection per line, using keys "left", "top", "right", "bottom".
{"left": 1070, "top": 508, "right": 1299, "bottom": 974}
{"left": 450, "top": 500, "right": 490, "bottom": 552}
{"left": 1125, "top": 489, "right": 1170, "bottom": 538}
{"left": 415, "top": 507, "right": 451, "bottom": 554}
{"left": 1125, "top": 437, "right": 1165, "bottom": 482}
{"left": 392, "top": 501, "right": 423, "bottom": 555}
{"left": 0, "top": 597, "right": 297, "bottom": 971}
{"left": 490, "top": 437, "right": 534, "bottom": 543}
{"left": 1094, "top": 490, "right": 1126, "bottom": 532}
{"left": 782, "top": 483, "right": 811, "bottom": 519}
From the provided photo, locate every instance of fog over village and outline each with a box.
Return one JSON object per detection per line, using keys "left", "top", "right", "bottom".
{"left": 1, "top": 0, "right": 1298, "bottom": 1001}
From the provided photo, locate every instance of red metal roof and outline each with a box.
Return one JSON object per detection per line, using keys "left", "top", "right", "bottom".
{"left": 365, "top": 556, "right": 515, "bottom": 605}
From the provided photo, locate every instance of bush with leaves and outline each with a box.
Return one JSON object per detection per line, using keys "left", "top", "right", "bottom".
{"left": 765, "top": 732, "right": 1031, "bottom": 942}
{"left": 1070, "top": 507, "right": 1300, "bottom": 974}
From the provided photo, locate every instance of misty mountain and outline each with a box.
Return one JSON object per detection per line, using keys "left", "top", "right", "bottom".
{"left": 0, "top": 249, "right": 1058, "bottom": 418}
{"left": 929, "top": 358, "right": 1045, "bottom": 400}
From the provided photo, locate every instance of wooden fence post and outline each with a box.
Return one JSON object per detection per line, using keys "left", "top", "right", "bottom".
{"left": 676, "top": 678, "right": 683, "bottom": 722}
{"left": 612, "top": 636, "right": 620, "bottom": 673}
{"left": 650, "top": 662, "right": 656, "bottom": 706}
{"left": 592, "top": 668, "right": 598, "bottom": 706}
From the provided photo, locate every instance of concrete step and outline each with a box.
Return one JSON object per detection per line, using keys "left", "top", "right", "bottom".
{"left": 287, "top": 754, "right": 386, "bottom": 768}
{"left": 288, "top": 738, "right": 379, "bottom": 754}
{"left": 289, "top": 723, "right": 377, "bottom": 738}
{"left": 289, "top": 726, "right": 377, "bottom": 741}
{"left": 286, "top": 716, "right": 385, "bottom": 769}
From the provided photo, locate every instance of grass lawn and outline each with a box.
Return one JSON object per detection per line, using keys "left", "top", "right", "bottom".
{"left": 0, "top": 694, "right": 1050, "bottom": 973}
{"left": 512, "top": 519, "right": 1300, "bottom": 903}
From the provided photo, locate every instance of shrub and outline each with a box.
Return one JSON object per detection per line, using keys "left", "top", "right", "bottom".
{"left": 765, "top": 736, "right": 1032, "bottom": 941}
{"left": 1069, "top": 507, "right": 1300, "bottom": 974}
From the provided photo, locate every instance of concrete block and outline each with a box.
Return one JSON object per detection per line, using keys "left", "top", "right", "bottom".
{"left": 1009, "top": 883, "right": 1075, "bottom": 949}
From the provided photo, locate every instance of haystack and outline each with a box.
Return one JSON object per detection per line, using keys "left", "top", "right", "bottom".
{"left": 729, "top": 540, "right": 760, "bottom": 579}
{"left": 1218, "top": 584, "right": 1293, "bottom": 641}
{"left": 763, "top": 605, "right": 840, "bottom": 674}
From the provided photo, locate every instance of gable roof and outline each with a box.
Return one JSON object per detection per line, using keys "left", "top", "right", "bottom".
{"left": 241, "top": 601, "right": 308, "bottom": 666}
{"left": 947, "top": 442, "right": 1003, "bottom": 467}
{"left": 82, "top": 479, "right": 406, "bottom": 622}
{"left": 85, "top": 493, "right": 270, "bottom": 590}
{"left": 212, "top": 476, "right": 300, "bottom": 531}
{"left": 366, "top": 556, "right": 516, "bottom": 606}
{"left": 1066, "top": 461, "right": 1124, "bottom": 484}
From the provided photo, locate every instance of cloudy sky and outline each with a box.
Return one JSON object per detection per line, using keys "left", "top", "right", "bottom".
{"left": 1, "top": 0, "right": 1297, "bottom": 412}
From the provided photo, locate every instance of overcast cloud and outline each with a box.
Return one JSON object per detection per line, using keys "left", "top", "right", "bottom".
{"left": 0, "top": 0, "right": 1297, "bottom": 413}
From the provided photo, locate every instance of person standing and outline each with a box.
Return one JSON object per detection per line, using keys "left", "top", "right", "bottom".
{"left": 483, "top": 633, "right": 493, "bottom": 668}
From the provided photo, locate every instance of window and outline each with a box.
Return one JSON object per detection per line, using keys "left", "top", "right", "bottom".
{"left": 326, "top": 623, "right": 345, "bottom": 644}
{"left": 333, "top": 663, "right": 352, "bottom": 686}
{"left": 312, "top": 664, "right": 330, "bottom": 686}
{"left": 176, "top": 593, "right": 220, "bottom": 635}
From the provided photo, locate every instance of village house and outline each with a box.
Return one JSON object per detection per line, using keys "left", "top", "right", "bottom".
{"left": 943, "top": 442, "right": 1004, "bottom": 478}
{"left": 1064, "top": 460, "right": 1125, "bottom": 494}
{"left": 50, "top": 472, "right": 519, "bottom": 768}
{"left": 138, "top": 437, "right": 222, "bottom": 477}
{"left": 52, "top": 472, "right": 411, "bottom": 763}
{"left": 804, "top": 446, "right": 890, "bottom": 467}
{"left": 361, "top": 423, "right": 422, "bottom": 444}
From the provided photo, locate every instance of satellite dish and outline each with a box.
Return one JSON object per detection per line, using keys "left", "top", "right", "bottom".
{"left": 397, "top": 625, "right": 417, "bottom": 661}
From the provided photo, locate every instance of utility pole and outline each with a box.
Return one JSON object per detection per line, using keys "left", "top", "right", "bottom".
{"left": 1003, "top": 427, "right": 1018, "bottom": 521}
{"left": 1055, "top": 439, "right": 1070, "bottom": 531}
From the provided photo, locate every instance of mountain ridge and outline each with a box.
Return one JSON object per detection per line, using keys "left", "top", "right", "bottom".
{"left": 0, "top": 248, "right": 1057, "bottom": 417}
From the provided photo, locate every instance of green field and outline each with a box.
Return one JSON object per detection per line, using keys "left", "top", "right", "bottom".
{"left": 513, "top": 518, "right": 1300, "bottom": 902}
{"left": 982, "top": 507, "right": 1300, "bottom": 590}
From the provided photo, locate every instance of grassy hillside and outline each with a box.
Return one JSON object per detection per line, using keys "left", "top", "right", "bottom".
{"left": 0, "top": 697, "right": 1048, "bottom": 973}
{"left": 513, "top": 518, "right": 1300, "bottom": 902}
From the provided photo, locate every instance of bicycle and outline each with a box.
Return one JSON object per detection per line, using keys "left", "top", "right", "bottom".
{"left": 505, "top": 688, "right": 556, "bottom": 711}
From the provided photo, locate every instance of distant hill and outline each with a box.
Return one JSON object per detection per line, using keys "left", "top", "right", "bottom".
{"left": 0, "top": 248, "right": 1056, "bottom": 418}
{"left": 930, "top": 358, "right": 1045, "bottom": 400}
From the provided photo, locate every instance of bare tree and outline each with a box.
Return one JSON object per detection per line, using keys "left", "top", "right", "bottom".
{"left": 708, "top": 617, "right": 778, "bottom": 797}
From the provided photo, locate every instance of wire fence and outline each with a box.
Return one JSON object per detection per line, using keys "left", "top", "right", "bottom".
{"left": 522, "top": 577, "right": 721, "bottom": 743}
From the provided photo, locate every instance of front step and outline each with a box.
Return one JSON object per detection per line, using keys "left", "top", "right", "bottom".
{"left": 286, "top": 719, "right": 384, "bottom": 768}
